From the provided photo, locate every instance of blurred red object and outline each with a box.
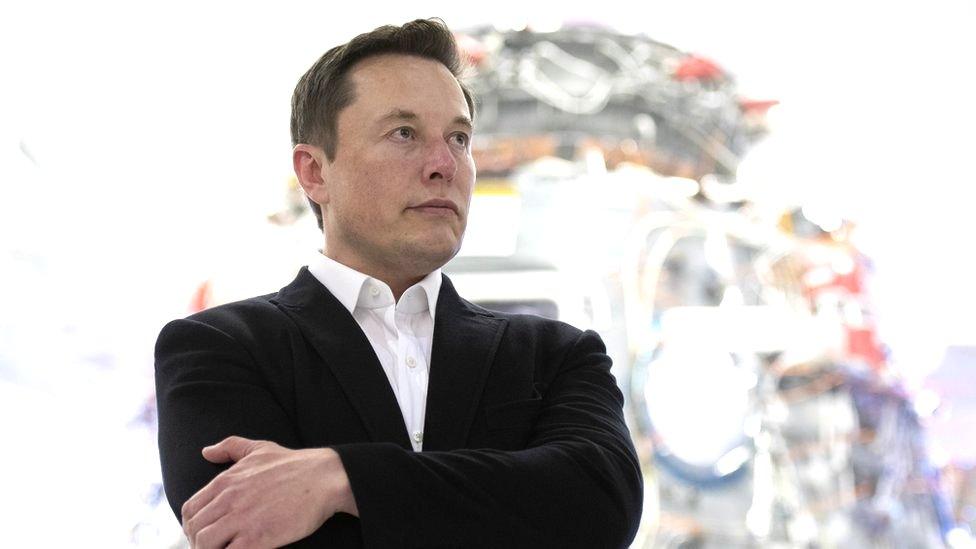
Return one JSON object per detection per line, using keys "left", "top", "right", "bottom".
{"left": 673, "top": 55, "right": 724, "bottom": 82}
{"left": 739, "top": 98, "right": 779, "bottom": 114}
{"left": 455, "top": 33, "right": 487, "bottom": 66}
{"left": 806, "top": 245, "right": 886, "bottom": 370}
{"left": 189, "top": 279, "right": 212, "bottom": 313}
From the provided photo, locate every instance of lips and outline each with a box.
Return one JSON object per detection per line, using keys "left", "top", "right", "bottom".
{"left": 410, "top": 198, "right": 459, "bottom": 215}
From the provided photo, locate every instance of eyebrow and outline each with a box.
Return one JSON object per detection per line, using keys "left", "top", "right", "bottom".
{"left": 376, "top": 108, "right": 473, "bottom": 131}
{"left": 452, "top": 115, "right": 474, "bottom": 131}
{"left": 377, "top": 109, "right": 418, "bottom": 125}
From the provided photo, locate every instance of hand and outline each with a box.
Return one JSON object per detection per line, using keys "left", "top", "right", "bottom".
{"left": 181, "top": 436, "right": 358, "bottom": 549}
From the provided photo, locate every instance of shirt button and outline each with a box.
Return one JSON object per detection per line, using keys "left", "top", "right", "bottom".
{"left": 406, "top": 356, "right": 417, "bottom": 368}
{"left": 369, "top": 286, "right": 380, "bottom": 297}
{"left": 412, "top": 431, "right": 423, "bottom": 444}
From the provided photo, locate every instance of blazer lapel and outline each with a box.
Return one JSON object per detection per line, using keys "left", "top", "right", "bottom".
{"left": 273, "top": 268, "right": 412, "bottom": 449}
{"left": 423, "top": 275, "right": 508, "bottom": 451}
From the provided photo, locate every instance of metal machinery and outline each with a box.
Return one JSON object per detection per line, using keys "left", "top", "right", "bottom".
{"left": 451, "top": 23, "right": 954, "bottom": 549}
{"left": 447, "top": 20, "right": 770, "bottom": 390}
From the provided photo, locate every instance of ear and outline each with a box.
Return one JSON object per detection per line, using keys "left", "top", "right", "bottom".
{"left": 293, "top": 144, "right": 330, "bottom": 207}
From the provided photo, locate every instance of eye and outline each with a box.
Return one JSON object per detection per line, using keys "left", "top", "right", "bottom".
{"left": 450, "top": 132, "right": 470, "bottom": 148}
{"left": 390, "top": 127, "right": 415, "bottom": 142}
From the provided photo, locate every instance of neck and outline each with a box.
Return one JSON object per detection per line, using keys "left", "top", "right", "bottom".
{"left": 322, "top": 248, "right": 425, "bottom": 302}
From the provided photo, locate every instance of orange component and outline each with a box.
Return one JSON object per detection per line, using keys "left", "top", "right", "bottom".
{"left": 454, "top": 33, "right": 487, "bottom": 66}
{"left": 673, "top": 55, "right": 724, "bottom": 81}
{"left": 738, "top": 98, "right": 780, "bottom": 114}
{"left": 189, "top": 279, "right": 212, "bottom": 313}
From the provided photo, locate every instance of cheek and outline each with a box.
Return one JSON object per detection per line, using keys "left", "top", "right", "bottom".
{"left": 360, "top": 169, "right": 407, "bottom": 221}
{"left": 459, "top": 162, "right": 476, "bottom": 203}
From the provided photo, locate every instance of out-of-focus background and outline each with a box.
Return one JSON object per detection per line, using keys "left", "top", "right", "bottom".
{"left": 2, "top": 1, "right": 974, "bottom": 547}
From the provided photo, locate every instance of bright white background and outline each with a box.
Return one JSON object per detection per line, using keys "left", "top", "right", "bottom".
{"left": 2, "top": 1, "right": 974, "bottom": 545}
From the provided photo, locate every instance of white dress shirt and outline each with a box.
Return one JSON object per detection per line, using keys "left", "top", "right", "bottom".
{"left": 307, "top": 252, "right": 441, "bottom": 451}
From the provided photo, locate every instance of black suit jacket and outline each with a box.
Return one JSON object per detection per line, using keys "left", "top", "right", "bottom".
{"left": 155, "top": 268, "right": 642, "bottom": 548}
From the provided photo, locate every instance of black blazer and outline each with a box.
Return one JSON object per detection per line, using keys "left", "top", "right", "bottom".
{"left": 155, "top": 268, "right": 642, "bottom": 548}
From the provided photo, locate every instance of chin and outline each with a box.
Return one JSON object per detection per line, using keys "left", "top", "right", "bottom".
{"left": 403, "top": 239, "right": 460, "bottom": 272}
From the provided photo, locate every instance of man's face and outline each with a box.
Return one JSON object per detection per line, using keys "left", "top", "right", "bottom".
{"left": 317, "top": 54, "right": 475, "bottom": 281}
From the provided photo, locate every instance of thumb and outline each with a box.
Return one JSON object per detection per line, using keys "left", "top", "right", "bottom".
{"left": 202, "top": 435, "right": 258, "bottom": 464}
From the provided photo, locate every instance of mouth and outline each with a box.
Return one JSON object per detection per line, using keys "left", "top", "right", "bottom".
{"left": 408, "top": 199, "right": 460, "bottom": 216}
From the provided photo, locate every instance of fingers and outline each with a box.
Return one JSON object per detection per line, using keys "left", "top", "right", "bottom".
{"left": 183, "top": 444, "right": 339, "bottom": 548}
{"left": 202, "top": 435, "right": 258, "bottom": 464}
{"left": 224, "top": 534, "right": 259, "bottom": 549}
{"left": 224, "top": 538, "right": 245, "bottom": 549}
{"left": 185, "top": 437, "right": 266, "bottom": 526}
{"left": 188, "top": 510, "right": 237, "bottom": 549}
{"left": 182, "top": 471, "right": 224, "bottom": 525}
{"left": 183, "top": 486, "right": 232, "bottom": 546}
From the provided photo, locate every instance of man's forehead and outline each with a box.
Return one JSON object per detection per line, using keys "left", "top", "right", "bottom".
{"left": 346, "top": 54, "right": 469, "bottom": 117}
{"left": 350, "top": 52, "right": 443, "bottom": 77}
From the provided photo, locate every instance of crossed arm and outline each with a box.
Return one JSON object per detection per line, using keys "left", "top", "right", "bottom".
{"left": 179, "top": 437, "right": 356, "bottom": 548}
{"left": 156, "top": 317, "right": 642, "bottom": 548}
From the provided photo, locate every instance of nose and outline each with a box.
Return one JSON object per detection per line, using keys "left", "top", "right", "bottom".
{"left": 423, "top": 140, "right": 458, "bottom": 183}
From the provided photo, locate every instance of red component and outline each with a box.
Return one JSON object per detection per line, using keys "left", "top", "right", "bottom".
{"left": 455, "top": 33, "right": 487, "bottom": 66}
{"left": 800, "top": 242, "right": 886, "bottom": 372}
{"left": 848, "top": 328, "right": 886, "bottom": 370}
{"left": 739, "top": 98, "right": 780, "bottom": 114}
{"left": 673, "top": 55, "right": 724, "bottom": 82}
{"left": 189, "top": 279, "right": 212, "bottom": 313}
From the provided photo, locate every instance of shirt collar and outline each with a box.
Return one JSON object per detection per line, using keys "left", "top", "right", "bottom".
{"left": 306, "top": 252, "right": 441, "bottom": 319}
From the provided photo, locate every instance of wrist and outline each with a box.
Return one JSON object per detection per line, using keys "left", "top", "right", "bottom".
{"left": 319, "top": 447, "right": 358, "bottom": 517}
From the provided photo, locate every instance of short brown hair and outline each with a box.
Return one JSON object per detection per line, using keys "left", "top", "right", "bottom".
{"left": 290, "top": 18, "right": 476, "bottom": 229}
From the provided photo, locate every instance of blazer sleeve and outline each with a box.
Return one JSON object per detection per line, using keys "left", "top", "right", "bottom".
{"left": 334, "top": 329, "right": 644, "bottom": 549}
{"left": 154, "top": 316, "right": 303, "bottom": 522}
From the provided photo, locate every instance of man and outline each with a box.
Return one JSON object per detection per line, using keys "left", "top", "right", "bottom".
{"left": 155, "top": 19, "right": 642, "bottom": 548}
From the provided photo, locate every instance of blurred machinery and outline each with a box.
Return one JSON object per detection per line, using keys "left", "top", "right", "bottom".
{"left": 450, "top": 22, "right": 961, "bottom": 549}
